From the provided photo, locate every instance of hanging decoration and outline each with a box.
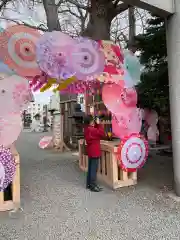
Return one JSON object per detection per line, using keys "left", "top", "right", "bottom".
{"left": 54, "top": 76, "right": 77, "bottom": 91}
{"left": 40, "top": 78, "right": 57, "bottom": 92}
{"left": 0, "top": 24, "right": 148, "bottom": 173}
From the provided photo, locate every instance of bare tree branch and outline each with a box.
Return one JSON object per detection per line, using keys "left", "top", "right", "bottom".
{"left": 58, "top": 9, "right": 80, "bottom": 19}
{"left": 0, "top": 16, "right": 48, "bottom": 31}
{"left": 0, "top": 0, "right": 12, "bottom": 11}
{"left": 135, "top": 8, "right": 147, "bottom": 34}
{"left": 111, "top": 6, "right": 148, "bottom": 47}
{"left": 65, "top": 0, "right": 89, "bottom": 11}
{"left": 58, "top": 0, "right": 89, "bottom": 36}
{"left": 56, "top": 0, "right": 64, "bottom": 7}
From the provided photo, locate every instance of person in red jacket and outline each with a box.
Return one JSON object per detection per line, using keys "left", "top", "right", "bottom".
{"left": 84, "top": 115, "right": 105, "bottom": 192}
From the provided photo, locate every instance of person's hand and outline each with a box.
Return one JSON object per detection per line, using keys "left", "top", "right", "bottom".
{"left": 96, "top": 117, "right": 100, "bottom": 124}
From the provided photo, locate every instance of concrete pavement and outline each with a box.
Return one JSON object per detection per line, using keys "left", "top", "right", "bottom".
{"left": 0, "top": 132, "right": 179, "bottom": 240}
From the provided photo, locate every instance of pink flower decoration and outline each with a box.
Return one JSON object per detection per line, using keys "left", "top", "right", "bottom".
{"left": 29, "top": 72, "right": 49, "bottom": 91}
{"left": 60, "top": 80, "right": 101, "bottom": 94}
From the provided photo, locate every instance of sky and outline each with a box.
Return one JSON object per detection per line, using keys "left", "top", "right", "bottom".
{"left": 33, "top": 90, "right": 54, "bottom": 104}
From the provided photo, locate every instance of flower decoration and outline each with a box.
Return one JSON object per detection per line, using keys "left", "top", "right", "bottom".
{"left": 29, "top": 72, "right": 49, "bottom": 91}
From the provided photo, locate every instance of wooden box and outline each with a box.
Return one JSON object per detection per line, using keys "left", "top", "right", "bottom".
{"left": 0, "top": 145, "right": 20, "bottom": 212}
{"left": 79, "top": 139, "right": 137, "bottom": 189}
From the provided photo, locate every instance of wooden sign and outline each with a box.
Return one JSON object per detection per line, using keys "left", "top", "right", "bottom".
{"left": 53, "top": 112, "right": 63, "bottom": 145}
{"left": 53, "top": 112, "right": 70, "bottom": 152}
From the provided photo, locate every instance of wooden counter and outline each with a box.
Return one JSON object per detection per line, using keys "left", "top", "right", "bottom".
{"left": 78, "top": 139, "right": 137, "bottom": 189}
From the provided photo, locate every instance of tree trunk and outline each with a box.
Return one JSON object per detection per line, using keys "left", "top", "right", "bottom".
{"left": 128, "top": 6, "right": 136, "bottom": 52}
{"left": 82, "top": 0, "right": 116, "bottom": 40}
{"left": 42, "top": 0, "right": 61, "bottom": 31}
{"left": 83, "top": 16, "right": 110, "bottom": 40}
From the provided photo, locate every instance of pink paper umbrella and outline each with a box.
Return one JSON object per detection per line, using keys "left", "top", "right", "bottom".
{"left": 0, "top": 25, "right": 41, "bottom": 77}
{"left": 39, "top": 136, "right": 53, "bottom": 149}
{"left": 128, "top": 108, "right": 142, "bottom": 134}
{"left": 68, "top": 37, "right": 105, "bottom": 80}
{"left": 36, "top": 31, "right": 75, "bottom": 79}
{"left": 0, "top": 112, "right": 22, "bottom": 147}
{"left": 112, "top": 106, "right": 133, "bottom": 139}
{"left": 112, "top": 107, "right": 141, "bottom": 139}
{"left": 147, "top": 125, "right": 159, "bottom": 142}
{"left": 146, "top": 110, "right": 158, "bottom": 126}
{"left": 0, "top": 75, "right": 31, "bottom": 116}
{"left": 112, "top": 114, "right": 129, "bottom": 139}
{"left": 102, "top": 83, "right": 126, "bottom": 114}
{"left": 121, "top": 87, "right": 138, "bottom": 107}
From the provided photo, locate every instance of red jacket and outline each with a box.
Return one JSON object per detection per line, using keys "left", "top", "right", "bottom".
{"left": 84, "top": 124, "right": 105, "bottom": 158}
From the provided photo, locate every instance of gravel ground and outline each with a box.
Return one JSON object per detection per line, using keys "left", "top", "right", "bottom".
{"left": 0, "top": 132, "right": 179, "bottom": 240}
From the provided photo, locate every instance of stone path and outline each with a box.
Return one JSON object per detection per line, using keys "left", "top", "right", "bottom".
{"left": 0, "top": 132, "right": 179, "bottom": 240}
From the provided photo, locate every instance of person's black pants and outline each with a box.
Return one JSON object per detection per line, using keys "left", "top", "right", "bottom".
{"left": 86, "top": 157, "right": 99, "bottom": 187}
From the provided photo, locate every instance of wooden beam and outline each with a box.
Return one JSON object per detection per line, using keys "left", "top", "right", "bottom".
{"left": 121, "top": 0, "right": 174, "bottom": 16}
